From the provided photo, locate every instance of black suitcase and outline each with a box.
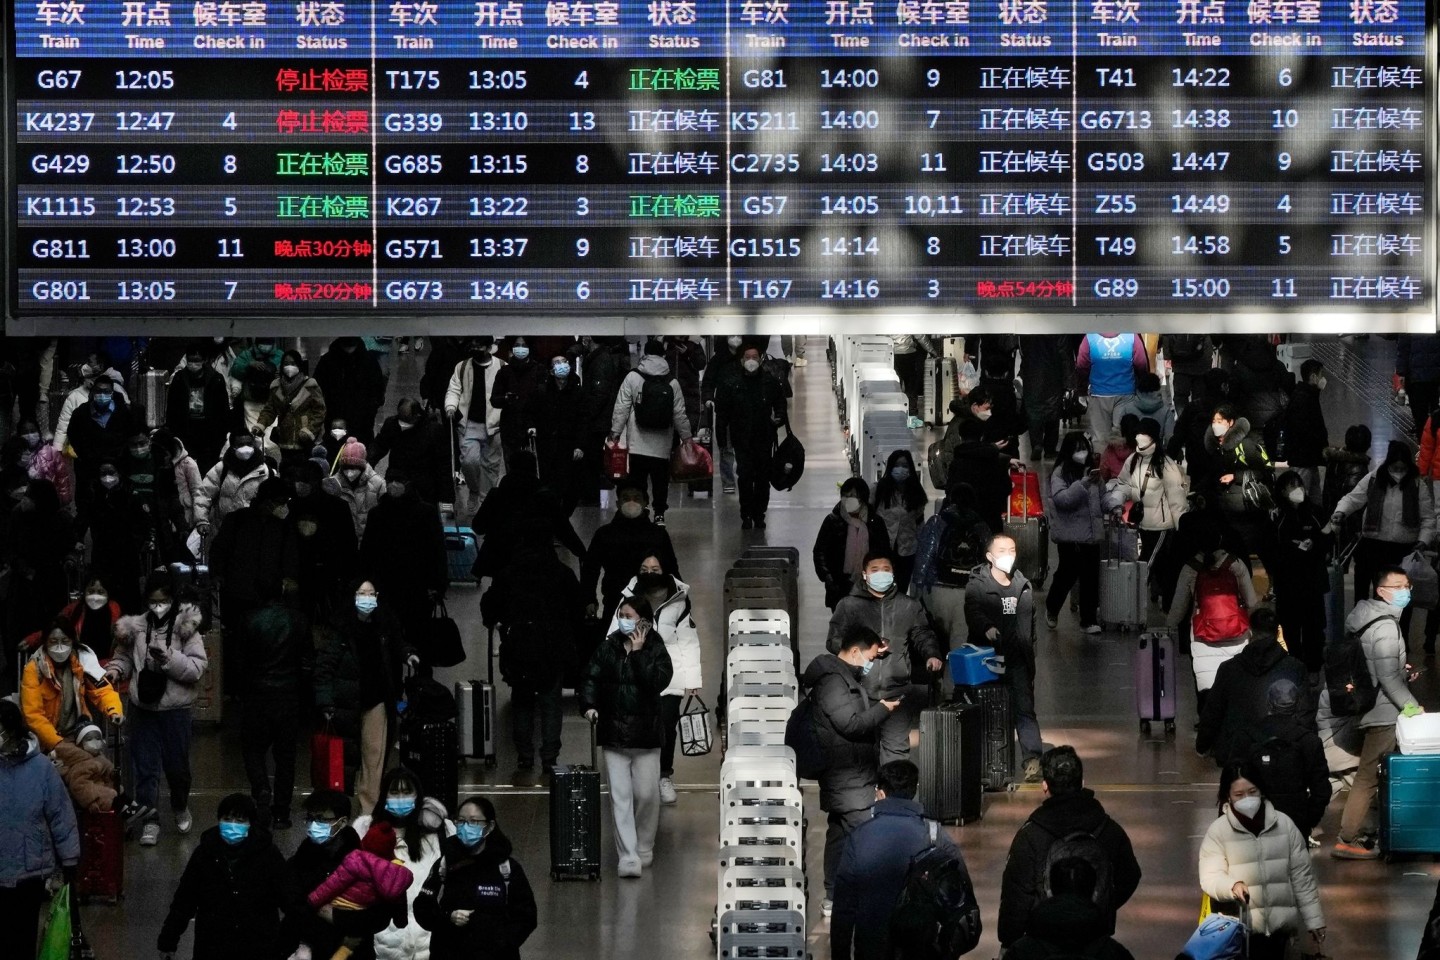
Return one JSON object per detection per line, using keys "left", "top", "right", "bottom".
{"left": 955, "top": 683, "right": 1015, "bottom": 792}
{"left": 398, "top": 715, "right": 459, "bottom": 815}
{"left": 916, "top": 702, "right": 983, "bottom": 823}
{"left": 550, "top": 720, "right": 602, "bottom": 881}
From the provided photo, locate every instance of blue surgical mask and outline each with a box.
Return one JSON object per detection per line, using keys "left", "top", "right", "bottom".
{"left": 385, "top": 797, "right": 416, "bottom": 817}
{"left": 553, "top": 362, "right": 571, "bottom": 379}
{"left": 867, "top": 571, "right": 895, "bottom": 594}
{"left": 890, "top": 466, "right": 911, "bottom": 482}
{"left": 93, "top": 395, "right": 114, "bottom": 410}
{"left": 355, "top": 595, "right": 378, "bottom": 614}
{"left": 512, "top": 347, "right": 530, "bottom": 360}
{"left": 307, "top": 820, "right": 334, "bottom": 844}
{"left": 1388, "top": 588, "right": 1412, "bottom": 610}
{"left": 457, "top": 822, "right": 489, "bottom": 846}
{"left": 860, "top": 659, "right": 875, "bottom": 676}
{"left": 617, "top": 618, "right": 637, "bottom": 635}
{"left": 219, "top": 821, "right": 250, "bottom": 845}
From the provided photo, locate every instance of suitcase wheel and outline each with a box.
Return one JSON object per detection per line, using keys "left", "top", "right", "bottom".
{"left": 1164, "top": 720, "right": 1176, "bottom": 735}
{"left": 1140, "top": 720, "right": 1151, "bottom": 734}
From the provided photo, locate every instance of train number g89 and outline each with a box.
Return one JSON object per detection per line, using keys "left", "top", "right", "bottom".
{"left": 1093, "top": 278, "right": 1139, "bottom": 298}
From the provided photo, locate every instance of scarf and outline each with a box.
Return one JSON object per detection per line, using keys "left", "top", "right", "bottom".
{"left": 842, "top": 508, "right": 869, "bottom": 577}
{"left": 280, "top": 372, "right": 306, "bottom": 402}
{"left": 1232, "top": 805, "right": 1266, "bottom": 837}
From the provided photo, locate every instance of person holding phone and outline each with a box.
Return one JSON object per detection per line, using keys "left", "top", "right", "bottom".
{"left": 1045, "top": 431, "right": 1105, "bottom": 635}
{"left": 579, "top": 596, "right": 674, "bottom": 878}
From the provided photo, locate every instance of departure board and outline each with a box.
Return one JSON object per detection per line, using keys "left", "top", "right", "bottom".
{"left": 3, "top": 0, "right": 1434, "bottom": 318}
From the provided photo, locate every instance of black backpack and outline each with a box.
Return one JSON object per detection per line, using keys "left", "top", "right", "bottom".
{"left": 1040, "top": 822, "right": 1114, "bottom": 912}
{"left": 783, "top": 695, "right": 828, "bottom": 779}
{"left": 1324, "top": 615, "right": 1389, "bottom": 717}
{"left": 1165, "top": 334, "right": 1208, "bottom": 362}
{"left": 890, "top": 823, "right": 983, "bottom": 960}
{"left": 1244, "top": 734, "right": 1309, "bottom": 810}
{"left": 498, "top": 619, "right": 563, "bottom": 690}
{"left": 935, "top": 512, "right": 985, "bottom": 588}
{"left": 635, "top": 372, "right": 675, "bottom": 430}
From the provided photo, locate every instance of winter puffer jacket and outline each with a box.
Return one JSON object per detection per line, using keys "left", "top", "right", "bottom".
{"left": 1111, "top": 390, "right": 1176, "bottom": 442}
{"left": 444, "top": 357, "right": 505, "bottom": 436}
{"left": 314, "top": 607, "right": 409, "bottom": 734}
{"left": 27, "top": 443, "right": 74, "bottom": 505}
{"left": 1198, "top": 801, "right": 1325, "bottom": 938}
{"left": 172, "top": 448, "right": 204, "bottom": 527}
{"left": 1335, "top": 468, "right": 1436, "bottom": 545}
{"left": 1106, "top": 451, "right": 1187, "bottom": 531}
{"left": 1047, "top": 467, "right": 1103, "bottom": 544}
{"left": 607, "top": 576, "right": 703, "bottom": 696}
{"left": 579, "top": 629, "right": 674, "bottom": 749}
{"left": 825, "top": 581, "right": 942, "bottom": 697}
{"left": 0, "top": 734, "right": 80, "bottom": 886}
{"left": 354, "top": 811, "right": 454, "bottom": 960}
{"left": 108, "top": 605, "right": 209, "bottom": 712}
{"left": 308, "top": 849, "right": 413, "bottom": 910}
{"left": 20, "top": 649, "right": 124, "bottom": 751}
{"left": 325, "top": 462, "right": 387, "bottom": 539}
{"left": 1346, "top": 597, "right": 1418, "bottom": 729}
{"left": 158, "top": 826, "right": 289, "bottom": 960}
{"left": 1167, "top": 554, "right": 1258, "bottom": 691}
{"left": 1195, "top": 638, "right": 1311, "bottom": 762}
{"left": 800, "top": 653, "right": 890, "bottom": 813}
{"left": 873, "top": 496, "right": 924, "bottom": 559}
{"left": 608, "top": 355, "right": 692, "bottom": 460}
{"left": 53, "top": 740, "right": 117, "bottom": 812}
{"left": 194, "top": 459, "right": 272, "bottom": 528}
{"left": 1202, "top": 417, "right": 1271, "bottom": 516}
{"left": 413, "top": 832, "right": 538, "bottom": 960}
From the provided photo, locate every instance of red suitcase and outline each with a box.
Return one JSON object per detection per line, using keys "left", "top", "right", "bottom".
{"left": 1008, "top": 467, "right": 1044, "bottom": 519}
{"left": 311, "top": 726, "right": 346, "bottom": 792}
{"left": 75, "top": 731, "right": 125, "bottom": 903}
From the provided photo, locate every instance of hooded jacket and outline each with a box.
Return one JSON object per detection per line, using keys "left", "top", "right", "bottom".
{"left": 1048, "top": 466, "right": 1104, "bottom": 544}
{"left": 0, "top": 733, "right": 80, "bottom": 886}
{"left": 581, "top": 509, "right": 682, "bottom": 608}
{"left": 609, "top": 354, "right": 693, "bottom": 460}
{"left": 309, "top": 848, "right": 414, "bottom": 910}
{"left": 825, "top": 581, "right": 942, "bottom": 697}
{"left": 1198, "top": 800, "right": 1325, "bottom": 938}
{"left": 26, "top": 443, "right": 74, "bottom": 506}
{"left": 1229, "top": 711, "right": 1332, "bottom": 838}
{"left": 195, "top": 456, "right": 273, "bottom": 528}
{"left": 314, "top": 338, "right": 388, "bottom": 440}
{"left": 413, "top": 832, "right": 538, "bottom": 960}
{"left": 1111, "top": 390, "right": 1175, "bottom": 442}
{"left": 579, "top": 628, "right": 674, "bottom": 749}
{"left": 326, "top": 461, "right": 388, "bottom": 539}
{"left": 53, "top": 739, "right": 116, "bottom": 811}
{"left": 158, "top": 825, "right": 289, "bottom": 960}
{"left": 20, "top": 648, "right": 124, "bottom": 751}
{"left": 1167, "top": 553, "right": 1258, "bottom": 690}
{"left": 110, "top": 604, "right": 209, "bottom": 711}
{"left": 800, "top": 653, "right": 890, "bottom": 813}
{"left": 1335, "top": 466, "right": 1436, "bottom": 545}
{"left": 831, "top": 797, "right": 965, "bottom": 960}
{"left": 445, "top": 356, "right": 505, "bottom": 435}
{"left": 1195, "top": 638, "right": 1311, "bottom": 762}
{"left": 1202, "top": 417, "right": 1271, "bottom": 516}
{"left": 812, "top": 503, "right": 890, "bottom": 609}
{"left": 353, "top": 808, "right": 455, "bottom": 960}
{"left": 256, "top": 374, "right": 327, "bottom": 452}
{"left": 607, "top": 575, "right": 703, "bottom": 695}
{"left": 1345, "top": 597, "right": 1418, "bottom": 729}
{"left": 964, "top": 564, "right": 1036, "bottom": 665}
{"left": 1105, "top": 450, "right": 1187, "bottom": 532}
{"left": 170, "top": 442, "right": 205, "bottom": 526}
{"left": 1005, "top": 896, "right": 1136, "bottom": 960}
{"left": 997, "top": 789, "right": 1142, "bottom": 947}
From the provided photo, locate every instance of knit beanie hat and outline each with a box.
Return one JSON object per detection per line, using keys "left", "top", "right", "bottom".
{"left": 339, "top": 437, "right": 367, "bottom": 468}
{"left": 76, "top": 723, "right": 105, "bottom": 754}
{"left": 362, "top": 820, "right": 397, "bottom": 858}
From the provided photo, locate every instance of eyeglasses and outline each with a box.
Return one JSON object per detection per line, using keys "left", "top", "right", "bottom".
{"left": 455, "top": 817, "right": 491, "bottom": 827}
{"left": 304, "top": 814, "right": 342, "bottom": 825}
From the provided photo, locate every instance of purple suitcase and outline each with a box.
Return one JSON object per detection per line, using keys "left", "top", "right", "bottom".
{"left": 1135, "top": 629, "right": 1177, "bottom": 735}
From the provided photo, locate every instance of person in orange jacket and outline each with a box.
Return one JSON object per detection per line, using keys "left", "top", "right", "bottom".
{"left": 20, "top": 618, "right": 123, "bottom": 753}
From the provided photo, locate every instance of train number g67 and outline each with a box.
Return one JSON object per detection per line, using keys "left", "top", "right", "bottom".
{"left": 384, "top": 154, "right": 443, "bottom": 174}
{"left": 383, "top": 113, "right": 443, "bottom": 133}
{"left": 1093, "top": 278, "right": 1139, "bottom": 298}
{"left": 37, "top": 69, "right": 81, "bottom": 89}
{"left": 1086, "top": 151, "right": 1145, "bottom": 172}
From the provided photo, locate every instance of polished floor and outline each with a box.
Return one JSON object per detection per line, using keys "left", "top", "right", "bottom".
{"left": 82, "top": 334, "right": 1439, "bottom": 960}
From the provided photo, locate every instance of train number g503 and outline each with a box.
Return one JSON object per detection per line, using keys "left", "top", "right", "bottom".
{"left": 1086, "top": 152, "right": 1144, "bottom": 172}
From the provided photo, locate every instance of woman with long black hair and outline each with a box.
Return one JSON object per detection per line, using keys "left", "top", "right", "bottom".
{"left": 1045, "top": 431, "right": 1104, "bottom": 633}
{"left": 871, "top": 449, "right": 928, "bottom": 594}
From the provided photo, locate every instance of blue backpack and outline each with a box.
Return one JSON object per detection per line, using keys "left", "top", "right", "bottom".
{"left": 1179, "top": 912, "right": 1248, "bottom": 960}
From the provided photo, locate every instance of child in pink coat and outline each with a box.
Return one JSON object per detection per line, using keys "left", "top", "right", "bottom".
{"left": 302, "top": 820, "right": 413, "bottom": 960}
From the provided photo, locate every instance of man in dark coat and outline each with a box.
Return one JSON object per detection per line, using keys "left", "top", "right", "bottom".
{"left": 166, "top": 344, "right": 233, "bottom": 472}
{"left": 1196, "top": 608, "right": 1312, "bottom": 764}
{"left": 1231, "top": 678, "right": 1332, "bottom": 840}
{"left": 663, "top": 335, "right": 708, "bottom": 433}
{"left": 67, "top": 375, "right": 135, "bottom": 513}
{"left": 358, "top": 467, "right": 447, "bottom": 642}
{"left": 211, "top": 478, "right": 301, "bottom": 687}
{"left": 237, "top": 584, "right": 309, "bottom": 828}
{"left": 1281, "top": 359, "right": 1330, "bottom": 506}
{"left": 1006, "top": 857, "right": 1136, "bottom": 960}
{"left": 490, "top": 336, "right": 547, "bottom": 474}
{"left": 1397, "top": 333, "right": 1440, "bottom": 442}
{"left": 312, "top": 337, "right": 386, "bottom": 447}
{"left": 471, "top": 448, "right": 585, "bottom": 581}
{"left": 579, "top": 336, "right": 633, "bottom": 502}
{"left": 1020, "top": 334, "right": 1078, "bottom": 460}
{"left": 700, "top": 336, "right": 744, "bottom": 493}
{"left": 965, "top": 533, "right": 1044, "bottom": 782}
{"left": 832, "top": 760, "right": 967, "bottom": 960}
{"left": 802, "top": 628, "right": 899, "bottom": 912}
{"left": 284, "top": 461, "right": 358, "bottom": 622}
{"left": 580, "top": 476, "right": 681, "bottom": 617}
{"left": 827, "top": 552, "right": 944, "bottom": 764}
{"left": 945, "top": 417, "right": 1016, "bottom": 533}
{"left": 368, "top": 399, "right": 452, "bottom": 507}
{"left": 524, "top": 354, "right": 587, "bottom": 516}
{"left": 997, "top": 746, "right": 1142, "bottom": 950}
{"left": 715, "top": 343, "right": 787, "bottom": 529}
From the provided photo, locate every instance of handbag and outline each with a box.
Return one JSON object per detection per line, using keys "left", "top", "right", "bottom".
{"left": 603, "top": 442, "right": 629, "bottom": 480}
{"left": 136, "top": 619, "right": 171, "bottom": 706}
{"left": 678, "top": 694, "right": 713, "bottom": 756}
{"left": 421, "top": 600, "right": 466, "bottom": 668}
{"left": 1127, "top": 467, "right": 1149, "bottom": 527}
{"left": 769, "top": 423, "right": 805, "bottom": 491}
{"left": 670, "top": 438, "right": 713, "bottom": 484}
{"left": 310, "top": 723, "right": 346, "bottom": 791}
{"left": 1402, "top": 548, "right": 1440, "bottom": 610}
{"left": 1241, "top": 472, "right": 1275, "bottom": 512}
{"left": 38, "top": 884, "right": 72, "bottom": 960}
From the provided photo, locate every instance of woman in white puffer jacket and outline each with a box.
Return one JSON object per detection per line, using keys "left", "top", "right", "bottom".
{"left": 607, "top": 555, "right": 703, "bottom": 806}
{"left": 1198, "top": 766, "right": 1327, "bottom": 960}
{"left": 352, "top": 769, "right": 455, "bottom": 960}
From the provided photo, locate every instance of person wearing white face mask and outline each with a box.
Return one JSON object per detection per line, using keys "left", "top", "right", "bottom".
{"left": 369, "top": 398, "right": 452, "bottom": 507}
{"left": 1104, "top": 415, "right": 1187, "bottom": 565}
{"left": 965, "top": 533, "right": 1046, "bottom": 783}
{"left": 1199, "top": 767, "right": 1326, "bottom": 958}
{"left": 256, "top": 349, "right": 328, "bottom": 471}
{"left": 1268, "top": 471, "right": 1334, "bottom": 672}
{"left": 21, "top": 619, "right": 124, "bottom": 755}
{"left": 194, "top": 430, "right": 275, "bottom": 538}
{"left": 166, "top": 344, "right": 233, "bottom": 473}
{"left": 814, "top": 477, "right": 892, "bottom": 610}
{"left": 106, "top": 571, "right": 209, "bottom": 846}
{"left": 1203, "top": 403, "right": 1281, "bottom": 582}
{"left": 581, "top": 476, "right": 683, "bottom": 618}
{"left": 714, "top": 344, "right": 789, "bottom": 530}
{"left": 314, "top": 337, "right": 387, "bottom": 448}
{"left": 325, "top": 437, "right": 387, "bottom": 539}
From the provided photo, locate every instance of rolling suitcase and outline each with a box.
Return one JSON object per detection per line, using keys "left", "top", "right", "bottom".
{"left": 923, "top": 356, "right": 959, "bottom": 427}
{"left": 916, "top": 702, "right": 983, "bottom": 823}
{"left": 142, "top": 368, "right": 167, "bottom": 428}
{"left": 443, "top": 524, "right": 479, "bottom": 583}
{"left": 550, "top": 719, "right": 602, "bottom": 881}
{"left": 1005, "top": 513, "right": 1049, "bottom": 591}
{"left": 1134, "top": 630, "right": 1178, "bottom": 734}
{"left": 76, "top": 731, "right": 125, "bottom": 904}
{"left": 455, "top": 627, "right": 498, "bottom": 767}
{"left": 1381, "top": 753, "right": 1440, "bottom": 857}
{"left": 1323, "top": 541, "right": 1355, "bottom": 648}
{"left": 955, "top": 683, "right": 1014, "bottom": 791}
{"left": 398, "top": 714, "right": 459, "bottom": 814}
{"left": 191, "top": 626, "right": 223, "bottom": 725}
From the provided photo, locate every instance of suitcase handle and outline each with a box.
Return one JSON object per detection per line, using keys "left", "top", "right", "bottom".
{"left": 588, "top": 715, "right": 598, "bottom": 769}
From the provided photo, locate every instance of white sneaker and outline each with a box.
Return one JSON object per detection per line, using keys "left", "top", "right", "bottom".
{"left": 1083, "top": 624, "right": 1103, "bottom": 635}
{"left": 640, "top": 851, "right": 654, "bottom": 867}
{"left": 175, "top": 808, "right": 193, "bottom": 834}
{"left": 794, "top": 357, "right": 808, "bottom": 368}
{"left": 659, "top": 777, "right": 678, "bottom": 805}
{"left": 414, "top": 338, "right": 426, "bottom": 353}
{"left": 821, "top": 898, "right": 833, "bottom": 918}
{"left": 140, "top": 823, "right": 160, "bottom": 846}
{"left": 617, "top": 859, "right": 642, "bottom": 878}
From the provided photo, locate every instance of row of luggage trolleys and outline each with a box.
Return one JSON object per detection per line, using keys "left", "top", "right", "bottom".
{"left": 717, "top": 546, "right": 808, "bottom": 960}
{"left": 830, "top": 336, "right": 909, "bottom": 484}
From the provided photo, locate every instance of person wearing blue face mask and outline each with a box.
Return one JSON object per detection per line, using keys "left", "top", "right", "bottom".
{"left": 368, "top": 398, "right": 452, "bottom": 507}
{"left": 872, "top": 450, "right": 929, "bottom": 593}
{"left": 282, "top": 790, "right": 391, "bottom": 959}
{"left": 522, "top": 354, "right": 588, "bottom": 516}
{"left": 826, "top": 552, "right": 944, "bottom": 769}
{"left": 414, "top": 796, "right": 537, "bottom": 960}
{"left": 158, "top": 792, "right": 288, "bottom": 960}
{"left": 489, "top": 336, "right": 547, "bottom": 479}
{"left": 66, "top": 374, "right": 137, "bottom": 516}
{"left": 800, "top": 627, "right": 901, "bottom": 918}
